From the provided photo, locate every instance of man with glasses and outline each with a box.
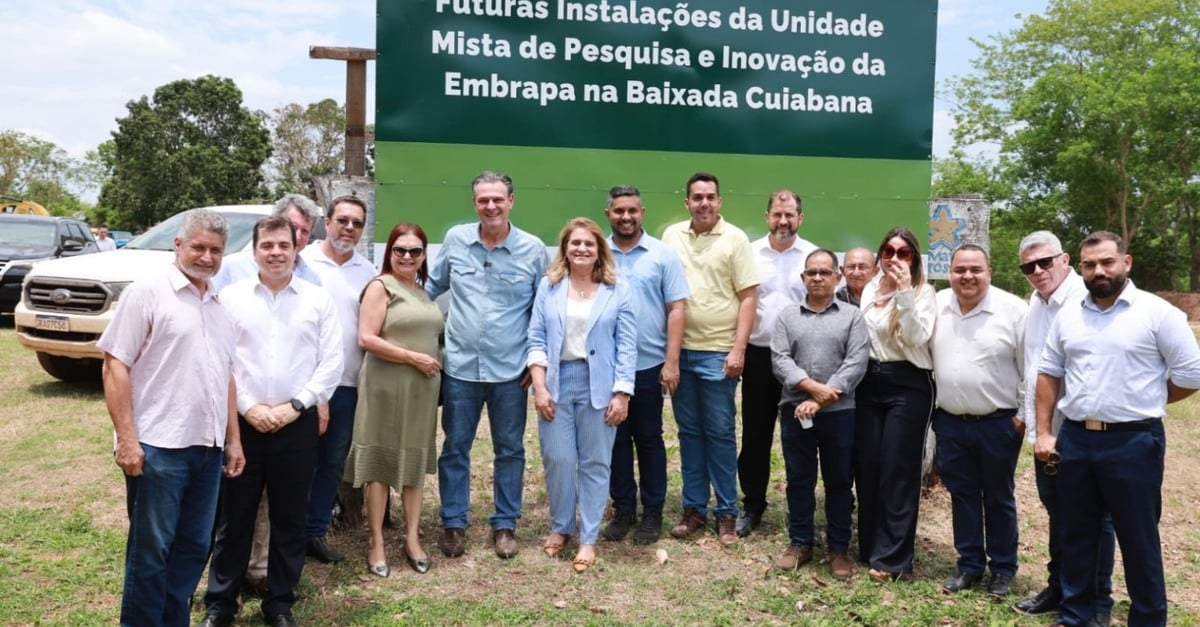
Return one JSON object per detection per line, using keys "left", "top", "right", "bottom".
{"left": 1035, "top": 231, "right": 1200, "bottom": 626}
{"left": 769, "top": 248, "right": 867, "bottom": 578}
{"left": 931, "top": 245, "right": 1027, "bottom": 597}
{"left": 298, "top": 195, "right": 376, "bottom": 564}
{"left": 736, "top": 190, "right": 815, "bottom": 537}
{"left": 427, "top": 171, "right": 549, "bottom": 559}
{"left": 1012, "top": 231, "right": 1114, "bottom": 624}
{"left": 836, "top": 247, "right": 875, "bottom": 307}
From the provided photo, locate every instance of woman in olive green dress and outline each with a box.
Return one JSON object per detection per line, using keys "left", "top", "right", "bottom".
{"left": 344, "top": 223, "right": 443, "bottom": 576}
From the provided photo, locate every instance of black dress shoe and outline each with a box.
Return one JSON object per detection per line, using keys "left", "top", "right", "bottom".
{"left": 267, "top": 614, "right": 299, "bottom": 627}
{"left": 735, "top": 507, "right": 764, "bottom": 538}
{"left": 307, "top": 536, "right": 346, "bottom": 563}
{"left": 942, "top": 572, "right": 982, "bottom": 593}
{"left": 404, "top": 546, "right": 432, "bottom": 574}
{"left": 987, "top": 573, "right": 1014, "bottom": 597}
{"left": 198, "top": 611, "right": 233, "bottom": 627}
{"left": 1094, "top": 612, "right": 1112, "bottom": 626}
{"left": 1013, "top": 585, "right": 1061, "bottom": 614}
{"left": 602, "top": 511, "right": 637, "bottom": 541}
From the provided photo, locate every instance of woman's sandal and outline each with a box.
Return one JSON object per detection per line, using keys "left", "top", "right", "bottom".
{"left": 572, "top": 555, "right": 594, "bottom": 573}
{"left": 543, "top": 534, "right": 570, "bottom": 558}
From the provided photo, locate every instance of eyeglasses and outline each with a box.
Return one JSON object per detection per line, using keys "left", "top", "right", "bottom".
{"left": 1042, "top": 450, "right": 1061, "bottom": 476}
{"left": 881, "top": 245, "right": 914, "bottom": 261}
{"left": 391, "top": 246, "right": 425, "bottom": 258}
{"left": 334, "top": 217, "right": 365, "bottom": 229}
{"left": 1019, "top": 253, "right": 1063, "bottom": 275}
{"left": 802, "top": 269, "right": 836, "bottom": 278}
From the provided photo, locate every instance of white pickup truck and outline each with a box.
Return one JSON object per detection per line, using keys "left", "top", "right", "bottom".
{"left": 14, "top": 205, "right": 272, "bottom": 381}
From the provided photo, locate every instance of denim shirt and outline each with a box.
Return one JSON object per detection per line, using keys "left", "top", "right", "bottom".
{"left": 427, "top": 222, "right": 549, "bottom": 382}
{"left": 608, "top": 232, "right": 691, "bottom": 371}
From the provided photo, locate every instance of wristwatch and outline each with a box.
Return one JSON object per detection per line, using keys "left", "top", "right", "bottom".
{"left": 289, "top": 398, "right": 305, "bottom": 412}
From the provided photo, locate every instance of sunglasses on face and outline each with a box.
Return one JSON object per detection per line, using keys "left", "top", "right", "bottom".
{"left": 334, "top": 216, "right": 365, "bottom": 229}
{"left": 391, "top": 246, "right": 425, "bottom": 258}
{"left": 881, "top": 245, "right": 913, "bottom": 261}
{"left": 1019, "top": 253, "right": 1063, "bottom": 275}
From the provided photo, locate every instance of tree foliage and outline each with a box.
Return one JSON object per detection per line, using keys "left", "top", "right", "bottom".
{"left": 98, "top": 75, "right": 272, "bottom": 229}
{"left": 265, "top": 99, "right": 345, "bottom": 198}
{"left": 949, "top": 0, "right": 1200, "bottom": 290}
{"left": 0, "top": 130, "right": 87, "bottom": 216}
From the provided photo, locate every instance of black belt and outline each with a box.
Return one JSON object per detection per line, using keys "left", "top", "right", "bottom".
{"left": 942, "top": 408, "right": 1016, "bottom": 422}
{"left": 1065, "top": 418, "right": 1161, "bottom": 432}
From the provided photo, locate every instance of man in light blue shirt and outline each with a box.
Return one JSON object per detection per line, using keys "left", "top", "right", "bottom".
{"left": 426, "top": 171, "right": 549, "bottom": 560}
{"left": 600, "top": 185, "right": 689, "bottom": 545}
{"left": 1036, "top": 231, "right": 1200, "bottom": 627}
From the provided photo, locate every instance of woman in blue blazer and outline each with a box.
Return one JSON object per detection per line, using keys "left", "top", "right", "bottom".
{"left": 528, "top": 217, "right": 638, "bottom": 573}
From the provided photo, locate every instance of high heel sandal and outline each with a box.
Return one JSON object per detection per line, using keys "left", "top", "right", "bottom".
{"left": 543, "top": 533, "right": 570, "bottom": 558}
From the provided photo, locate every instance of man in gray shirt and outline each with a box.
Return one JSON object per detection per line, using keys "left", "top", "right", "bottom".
{"left": 769, "top": 248, "right": 868, "bottom": 580}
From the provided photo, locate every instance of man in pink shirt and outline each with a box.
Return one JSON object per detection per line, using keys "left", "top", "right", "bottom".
{"left": 98, "top": 208, "right": 243, "bottom": 627}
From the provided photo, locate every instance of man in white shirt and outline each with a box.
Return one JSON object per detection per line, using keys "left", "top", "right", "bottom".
{"left": 97, "top": 208, "right": 241, "bottom": 627}
{"left": 737, "top": 189, "right": 815, "bottom": 537}
{"left": 1013, "top": 231, "right": 1114, "bottom": 623}
{"left": 299, "top": 195, "right": 376, "bottom": 564}
{"left": 1036, "top": 231, "right": 1200, "bottom": 627}
{"left": 212, "top": 193, "right": 323, "bottom": 290}
{"left": 931, "top": 245, "right": 1027, "bottom": 598}
{"left": 201, "top": 216, "right": 343, "bottom": 627}
{"left": 95, "top": 225, "right": 117, "bottom": 252}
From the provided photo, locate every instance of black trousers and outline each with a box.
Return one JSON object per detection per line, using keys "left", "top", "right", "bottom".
{"left": 853, "top": 360, "right": 934, "bottom": 574}
{"left": 205, "top": 409, "right": 319, "bottom": 620}
{"left": 737, "top": 344, "right": 783, "bottom": 514}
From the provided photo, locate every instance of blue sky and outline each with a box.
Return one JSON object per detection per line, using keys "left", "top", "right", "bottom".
{"left": 0, "top": 1, "right": 1049, "bottom": 176}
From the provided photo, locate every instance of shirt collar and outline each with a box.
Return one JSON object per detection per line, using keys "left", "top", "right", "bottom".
{"left": 1082, "top": 279, "right": 1137, "bottom": 312}
{"left": 1044, "top": 270, "right": 1083, "bottom": 306}
{"left": 168, "top": 263, "right": 217, "bottom": 302}
{"left": 687, "top": 216, "right": 726, "bottom": 236}
{"left": 800, "top": 297, "right": 841, "bottom": 314}
{"left": 948, "top": 287, "right": 994, "bottom": 317}
{"left": 608, "top": 230, "right": 649, "bottom": 253}
{"left": 471, "top": 221, "right": 516, "bottom": 249}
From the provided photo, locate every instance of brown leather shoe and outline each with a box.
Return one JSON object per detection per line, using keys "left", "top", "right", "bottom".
{"left": 829, "top": 552, "right": 852, "bottom": 580}
{"left": 773, "top": 544, "right": 814, "bottom": 571}
{"left": 715, "top": 514, "right": 738, "bottom": 546}
{"left": 439, "top": 527, "right": 465, "bottom": 558}
{"left": 669, "top": 509, "right": 706, "bottom": 539}
{"left": 492, "top": 528, "right": 518, "bottom": 559}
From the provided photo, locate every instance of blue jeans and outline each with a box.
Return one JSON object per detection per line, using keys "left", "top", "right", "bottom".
{"left": 673, "top": 349, "right": 739, "bottom": 518}
{"left": 1057, "top": 420, "right": 1165, "bottom": 626}
{"left": 609, "top": 365, "right": 667, "bottom": 514}
{"left": 539, "top": 361, "right": 617, "bottom": 544}
{"left": 780, "top": 407, "right": 855, "bottom": 552}
{"left": 438, "top": 374, "right": 529, "bottom": 530}
{"left": 305, "top": 385, "right": 357, "bottom": 538}
{"left": 121, "top": 444, "right": 223, "bottom": 627}
{"left": 1035, "top": 457, "right": 1114, "bottom": 613}
{"left": 932, "top": 409, "right": 1022, "bottom": 578}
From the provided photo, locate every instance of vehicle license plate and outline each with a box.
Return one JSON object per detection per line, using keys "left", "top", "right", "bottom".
{"left": 34, "top": 315, "right": 69, "bottom": 332}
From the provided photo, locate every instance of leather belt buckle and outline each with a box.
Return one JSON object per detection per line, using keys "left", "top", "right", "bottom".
{"left": 1083, "top": 419, "right": 1107, "bottom": 431}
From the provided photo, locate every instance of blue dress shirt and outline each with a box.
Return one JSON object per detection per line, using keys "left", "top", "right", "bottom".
{"left": 608, "top": 232, "right": 691, "bottom": 371}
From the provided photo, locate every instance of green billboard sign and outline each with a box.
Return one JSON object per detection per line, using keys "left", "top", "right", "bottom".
{"left": 376, "top": 0, "right": 937, "bottom": 249}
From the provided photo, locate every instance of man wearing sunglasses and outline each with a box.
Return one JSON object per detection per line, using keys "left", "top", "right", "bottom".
{"left": 1036, "top": 231, "right": 1200, "bottom": 627}
{"left": 930, "top": 245, "right": 1028, "bottom": 598}
{"left": 1014, "top": 231, "right": 1114, "bottom": 624}
{"left": 736, "top": 189, "right": 816, "bottom": 538}
{"left": 298, "top": 195, "right": 377, "bottom": 565}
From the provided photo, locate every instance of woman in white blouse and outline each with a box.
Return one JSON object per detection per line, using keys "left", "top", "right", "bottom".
{"left": 527, "top": 218, "right": 638, "bottom": 574}
{"left": 853, "top": 226, "right": 937, "bottom": 581}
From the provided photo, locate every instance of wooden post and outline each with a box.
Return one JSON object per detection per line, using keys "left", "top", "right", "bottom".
{"left": 308, "top": 46, "right": 376, "bottom": 177}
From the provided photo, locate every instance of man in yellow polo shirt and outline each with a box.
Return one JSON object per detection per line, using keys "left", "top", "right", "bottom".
{"left": 662, "top": 172, "right": 760, "bottom": 546}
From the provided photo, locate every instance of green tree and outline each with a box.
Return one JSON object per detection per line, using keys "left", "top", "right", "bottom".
{"left": 949, "top": 0, "right": 1200, "bottom": 290}
{"left": 0, "top": 130, "right": 89, "bottom": 216}
{"left": 99, "top": 75, "right": 272, "bottom": 229}
{"left": 265, "top": 99, "right": 345, "bottom": 198}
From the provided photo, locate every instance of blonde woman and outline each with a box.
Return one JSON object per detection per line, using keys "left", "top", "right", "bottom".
{"left": 527, "top": 218, "right": 637, "bottom": 573}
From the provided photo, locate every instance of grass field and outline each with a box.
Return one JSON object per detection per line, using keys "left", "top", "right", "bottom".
{"left": 2, "top": 320, "right": 1200, "bottom": 625}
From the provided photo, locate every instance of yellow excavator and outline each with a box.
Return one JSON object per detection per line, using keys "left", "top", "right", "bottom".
{"left": 0, "top": 195, "right": 50, "bottom": 215}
